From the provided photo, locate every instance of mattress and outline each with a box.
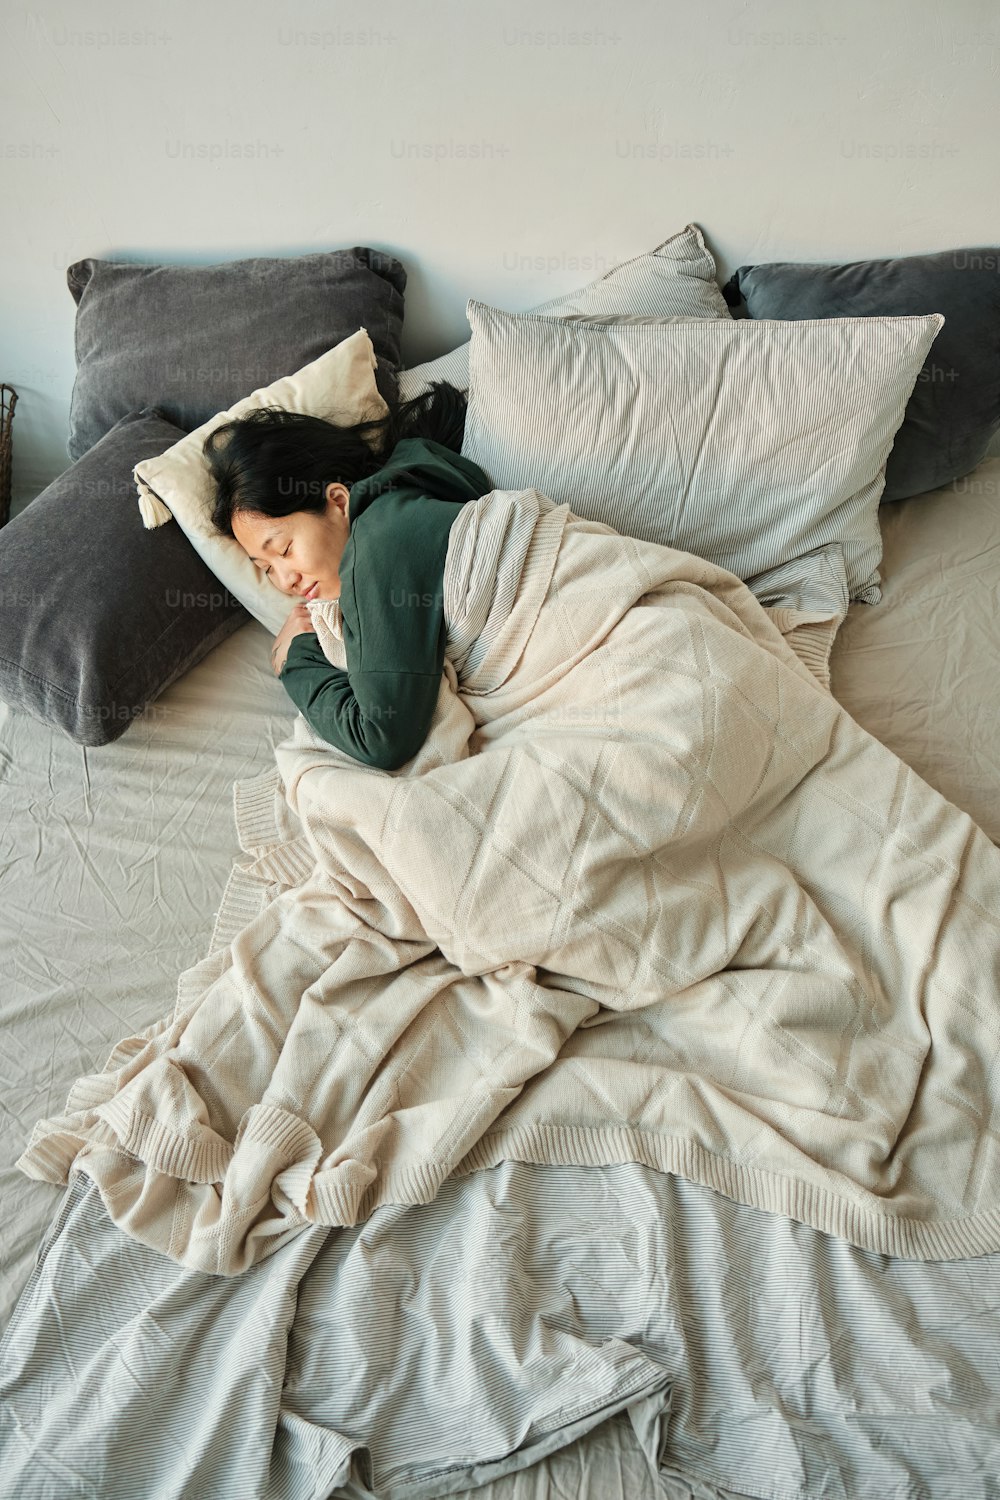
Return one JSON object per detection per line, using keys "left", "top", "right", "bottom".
{"left": 2, "top": 457, "right": 1000, "bottom": 1498}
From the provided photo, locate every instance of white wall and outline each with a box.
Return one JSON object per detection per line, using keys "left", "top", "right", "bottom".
{"left": 2, "top": 0, "right": 998, "bottom": 517}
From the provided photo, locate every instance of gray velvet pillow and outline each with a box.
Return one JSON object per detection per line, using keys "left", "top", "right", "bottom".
{"left": 0, "top": 409, "right": 249, "bottom": 745}
{"left": 67, "top": 247, "right": 406, "bottom": 461}
{"left": 722, "top": 245, "right": 1000, "bottom": 502}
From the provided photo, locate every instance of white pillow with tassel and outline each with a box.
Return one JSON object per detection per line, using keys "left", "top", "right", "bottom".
{"left": 133, "top": 327, "right": 387, "bottom": 635}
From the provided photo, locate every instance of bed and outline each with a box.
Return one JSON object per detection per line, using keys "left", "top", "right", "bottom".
{"left": 2, "top": 225, "right": 1000, "bottom": 1499}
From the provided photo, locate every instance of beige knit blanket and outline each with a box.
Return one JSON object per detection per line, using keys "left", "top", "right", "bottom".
{"left": 18, "top": 491, "right": 1000, "bottom": 1275}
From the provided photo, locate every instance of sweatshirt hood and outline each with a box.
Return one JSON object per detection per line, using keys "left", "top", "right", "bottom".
{"left": 348, "top": 438, "right": 486, "bottom": 526}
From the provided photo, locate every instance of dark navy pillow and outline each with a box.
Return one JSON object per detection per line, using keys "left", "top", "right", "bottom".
{"left": 0, "top": 410, "right": 248, "bottom": 745}
{"left": 723, "top": 246, "right": 1000, "bottom": 502}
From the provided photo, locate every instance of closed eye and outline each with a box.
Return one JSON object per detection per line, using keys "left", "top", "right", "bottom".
{"left": 264, "top": 543, "right": 290, "bottom": 577}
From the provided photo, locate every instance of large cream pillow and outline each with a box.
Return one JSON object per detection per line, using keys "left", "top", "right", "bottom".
{"left": 460, "top": 302, "right": 946, "bottom": 615}
{"left": 133, "top": 327, "right": 387, "bottom": 635}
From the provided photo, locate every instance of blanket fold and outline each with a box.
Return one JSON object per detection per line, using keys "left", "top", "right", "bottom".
{"left": 17, "top": 487, "right": 1000, "bottom": 1274}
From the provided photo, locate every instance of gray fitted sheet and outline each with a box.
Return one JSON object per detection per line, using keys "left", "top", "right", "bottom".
{"left": 830, "top": 456, "right": 1000, "bottom": 846}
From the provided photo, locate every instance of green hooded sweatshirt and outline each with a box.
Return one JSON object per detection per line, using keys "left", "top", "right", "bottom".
{"left": 278, "top": 436, "right": 491, "bottom": 770}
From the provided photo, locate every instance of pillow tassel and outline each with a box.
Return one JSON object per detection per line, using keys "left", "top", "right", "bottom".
{"left": 134, "top": 476, "right": 174, "bottom": 529}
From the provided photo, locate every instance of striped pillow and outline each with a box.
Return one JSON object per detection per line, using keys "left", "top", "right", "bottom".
{"left": 460, "top": 302, "right": 945, "bottom": 614}
{"left": 398, "top": 221, "right": 730, "bottom": 402}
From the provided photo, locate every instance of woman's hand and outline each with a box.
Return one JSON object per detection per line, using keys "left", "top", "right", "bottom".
{"left": 271, "top": 602, "right": 317, "bottom": 676}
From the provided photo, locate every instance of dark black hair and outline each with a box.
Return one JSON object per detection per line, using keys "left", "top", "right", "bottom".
{"left": 205, "top": 379, "right": 468, "bottom": 538}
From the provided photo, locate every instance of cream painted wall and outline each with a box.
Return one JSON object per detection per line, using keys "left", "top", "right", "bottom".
{"left": 1, "top": 0, "right": 998, "bottom": 516}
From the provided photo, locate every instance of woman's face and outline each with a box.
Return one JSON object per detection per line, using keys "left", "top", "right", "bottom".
{"left": 232, "top": 483, "right": 350, "bottom": 601}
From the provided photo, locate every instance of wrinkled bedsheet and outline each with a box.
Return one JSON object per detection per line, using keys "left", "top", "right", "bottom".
{"left": 832, "top": 454, "right": 1000, "bottom": 845}
{"left": 4, "top": 1160, "right": 1000, "bottom": 1500}
{"left": 15, "top": 488, "right": 1000, "bottom": 1273}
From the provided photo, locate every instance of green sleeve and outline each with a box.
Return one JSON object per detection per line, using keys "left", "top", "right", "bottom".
{"left": 276, "top": 468, "right": 472, "bottom": 772}
{"left": 279, "top": 633, "right": 441, "bottom": 772}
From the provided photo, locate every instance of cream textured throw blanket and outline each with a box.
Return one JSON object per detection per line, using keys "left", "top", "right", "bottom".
{"left": 18, "top": 491, "right": 1000, "bottom": 1274}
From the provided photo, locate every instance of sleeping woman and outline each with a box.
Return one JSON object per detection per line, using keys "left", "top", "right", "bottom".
{"left": 204, "top": 381, "right": 490, "bottom": 771}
